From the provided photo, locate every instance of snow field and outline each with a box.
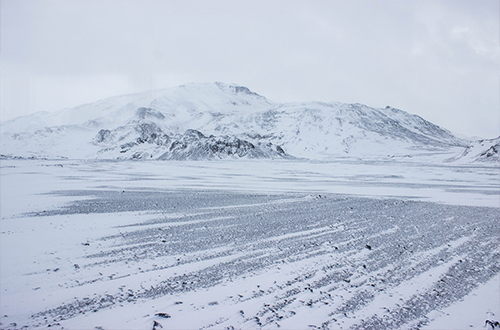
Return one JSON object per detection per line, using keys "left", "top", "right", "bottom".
{"left": 0, "top": 159, "right": 499, "bottom": 329}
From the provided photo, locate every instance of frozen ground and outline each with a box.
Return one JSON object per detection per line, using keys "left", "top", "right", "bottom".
{"left": 0, "top": 159, "right": 499, "bottom": 330}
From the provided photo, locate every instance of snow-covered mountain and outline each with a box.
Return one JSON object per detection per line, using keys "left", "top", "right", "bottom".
{"left": 0, "top": 82, "right": 468, "bottom": 160}
{"left": 446, "top": 136, "right": 500, "bottom": 163}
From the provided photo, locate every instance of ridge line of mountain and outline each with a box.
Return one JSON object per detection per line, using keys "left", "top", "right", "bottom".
{"left": 1, "top": 82, "right": 497, "bottom": 163}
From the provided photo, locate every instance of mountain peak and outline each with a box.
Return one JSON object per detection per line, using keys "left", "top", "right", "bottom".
{"left": 175, "top": 82, "right": 267, "bottom": 100}
{"left": 214, "top": 82, "right": 262, "bottom": 96}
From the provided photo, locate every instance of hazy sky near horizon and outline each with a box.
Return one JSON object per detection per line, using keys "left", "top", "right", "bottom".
{"left": 1, "top": 0, "right": 499, "bottom": 138}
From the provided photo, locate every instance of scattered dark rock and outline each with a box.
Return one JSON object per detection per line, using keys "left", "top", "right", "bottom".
{"left": 152, "top": 320, "right": 163, "bottom": 329}
{"left": 486, "top": 320, "right": 500, "bottom": 329}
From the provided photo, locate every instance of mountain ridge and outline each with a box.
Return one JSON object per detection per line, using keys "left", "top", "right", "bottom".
{"left": 1, "top": 82, "right": 474, "bottom": 161}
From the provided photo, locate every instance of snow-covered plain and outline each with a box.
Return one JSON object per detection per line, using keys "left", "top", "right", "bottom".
{"left": 0, "top": 158, "right": 499, "bottom": 330}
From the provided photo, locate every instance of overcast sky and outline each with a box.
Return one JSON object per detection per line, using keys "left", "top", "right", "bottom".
{"left": 1, "top": 0, "right": 499, "bottom": 138}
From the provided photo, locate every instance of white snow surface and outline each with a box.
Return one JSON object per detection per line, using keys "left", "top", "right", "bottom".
{"left": 447, "top": 136, "right": 500, "bottom": 164}
{"left": 1, "top": 159, "right": 499, "bottom": 330}
{"left": 0, "top": 82, "right": 469, "bottom": 161}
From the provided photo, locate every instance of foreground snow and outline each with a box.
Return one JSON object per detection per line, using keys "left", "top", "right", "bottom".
{"left": 0, "top": 159, "right": 499, "bottom": 329}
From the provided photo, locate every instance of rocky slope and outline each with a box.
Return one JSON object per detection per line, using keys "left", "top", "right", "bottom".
{"left": 94, "top": 123, "right": 289, "bottom": 160}
{"left": 447, "top": 136, "right": 500, "bottom": 163}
